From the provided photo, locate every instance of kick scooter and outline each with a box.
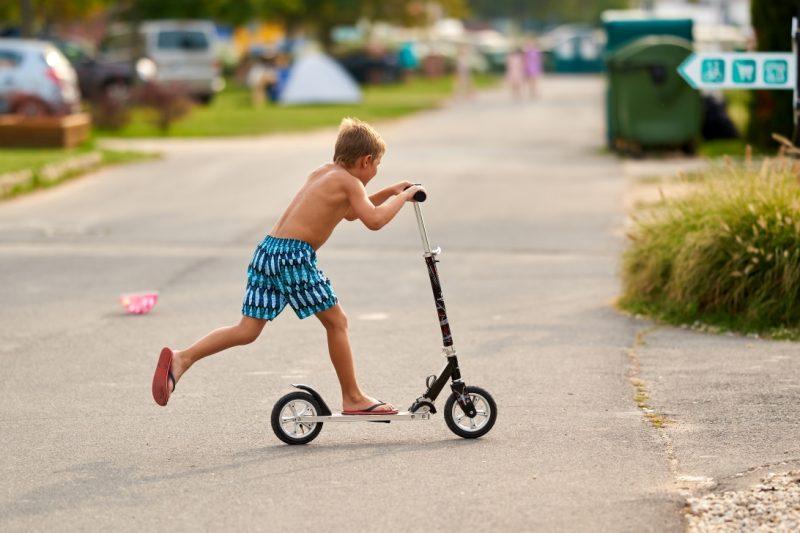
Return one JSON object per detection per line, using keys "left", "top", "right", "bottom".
{"left": 270, "top": 187, "right": 497, "bottom": 445}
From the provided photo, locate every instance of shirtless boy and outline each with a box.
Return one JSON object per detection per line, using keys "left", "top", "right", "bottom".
{"left": 152, "top": 118, "right": 425, "bottom": 415}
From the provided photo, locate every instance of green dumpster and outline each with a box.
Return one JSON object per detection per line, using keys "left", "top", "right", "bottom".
{"left": 603, "top": 17, "right": 694, "bottom": 148}
{"left": 606, "top": 36, "right": 701, "bottom": 153}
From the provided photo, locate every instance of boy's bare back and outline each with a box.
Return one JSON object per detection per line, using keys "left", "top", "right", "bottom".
{"left": 270, "top": 162, "right": 423, "bottom": 250}
{"left": 270, "top": 163, "right": 355, "bottom": 250}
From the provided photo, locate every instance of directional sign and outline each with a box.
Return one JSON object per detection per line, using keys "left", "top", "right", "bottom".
{"left": 678, "top": 52, "right": 796, "bottom": 90}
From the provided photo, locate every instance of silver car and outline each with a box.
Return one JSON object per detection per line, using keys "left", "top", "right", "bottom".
{"left": 100, "top": 20, "right": 224, "bottom": 104}
{"left": 0, "top": 38, "right": 81, "bottom": 115}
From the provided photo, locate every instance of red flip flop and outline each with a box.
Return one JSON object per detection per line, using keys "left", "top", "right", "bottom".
{"left": 342, "top": 401, "right": 398, "bottom": 415}
{"left": 152, "top": 347, "right": 176, "bottom": 406}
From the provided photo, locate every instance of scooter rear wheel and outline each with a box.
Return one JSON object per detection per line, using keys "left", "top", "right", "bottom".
{"left": 271, "top": 391, "right": 323, "bottom": 445}
{"left": 444, "top": 386, "right": 497, "bottom": 439}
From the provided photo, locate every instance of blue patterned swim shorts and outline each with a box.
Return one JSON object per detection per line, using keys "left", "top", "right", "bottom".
{"left": 241, "top": 236, "right": 338, "bottom": 320}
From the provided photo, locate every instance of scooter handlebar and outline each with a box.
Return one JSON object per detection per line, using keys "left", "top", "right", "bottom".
{"left": 403, "top": 183, "right": 427, "bottom": 202}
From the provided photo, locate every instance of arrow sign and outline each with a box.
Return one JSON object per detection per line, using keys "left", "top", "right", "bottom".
{"left": 678, "top": 52, "right": 795, "bottom": 90}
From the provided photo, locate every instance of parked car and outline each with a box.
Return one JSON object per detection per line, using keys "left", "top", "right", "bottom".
{"left": 51, "top": 38, "right": 137, "bottom": 102}
{"left": 99, "top": 20, "right": 224, "bottom": 104}
{"left": 0, "top": 38, "right": 80, "bottom": 116}
{"left": 338, "top": 50, "right": 402, "bottom": 85}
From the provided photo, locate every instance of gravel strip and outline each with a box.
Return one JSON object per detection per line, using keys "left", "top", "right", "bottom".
{"left": 686, "top": 471, "right": 800, "bottom": 531}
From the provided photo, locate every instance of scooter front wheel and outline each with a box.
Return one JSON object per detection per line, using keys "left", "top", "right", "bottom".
{"left": 271, "top": 391, "right": 324, "bottom": 445}
{"left": 444, "top": 386, "right": 497, "bottom": 439}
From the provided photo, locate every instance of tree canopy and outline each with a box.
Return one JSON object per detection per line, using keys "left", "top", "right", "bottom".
{"left": 466, "top": 0, "right": 632, "bottom": 25}
{"left": 4, "top": 0, "right": 472, "bottom": 47}
{"left": 4, "top": 0, "right": 619, "bottom": 40}
{"left": 127, "top": 0, "right": 468, "bottom": 27}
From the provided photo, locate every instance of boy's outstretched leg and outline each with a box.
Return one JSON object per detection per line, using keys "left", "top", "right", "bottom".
{"left": 152, "top": 316, "right": 267, "bottom": 405}
{"left": 315, "top": 304, "right": 396, "bottom": 413}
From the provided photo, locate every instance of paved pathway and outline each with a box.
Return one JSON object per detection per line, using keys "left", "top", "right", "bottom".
{"left": 1, "top": 78, "right": 686, "bottom": 531}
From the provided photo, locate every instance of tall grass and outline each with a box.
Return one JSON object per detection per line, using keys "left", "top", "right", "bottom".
{"left": 620, "top": 151, "right": 800, "bottom": 338}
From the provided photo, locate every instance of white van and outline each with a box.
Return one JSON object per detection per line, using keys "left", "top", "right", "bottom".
{"left": 100, "top": 20, "right": 224, "bottom": 104}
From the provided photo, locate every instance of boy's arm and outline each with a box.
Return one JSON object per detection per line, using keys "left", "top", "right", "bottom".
{"left": 344, "top": 180, "right": 413, "bottom": 221}
{"left": 344, "top": 179, "right": 424, "bottom": 231}
{"left": 370, "top": 181, "right": 414, "bottom": 206}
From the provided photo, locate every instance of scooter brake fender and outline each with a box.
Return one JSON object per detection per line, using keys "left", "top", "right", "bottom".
{"left": 291, "top": 383, "right": 333, "bottom": 416}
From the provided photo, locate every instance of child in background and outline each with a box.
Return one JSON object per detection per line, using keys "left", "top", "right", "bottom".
{"left": 523, "top": 41, "right": 543, "bottom": 98}
{"left": 506, "top": 48, "right": 525, "bottom": 101}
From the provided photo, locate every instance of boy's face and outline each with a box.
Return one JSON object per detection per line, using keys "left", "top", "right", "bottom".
{"left": 358, "top": 154, "right": 382, "bottom": 182}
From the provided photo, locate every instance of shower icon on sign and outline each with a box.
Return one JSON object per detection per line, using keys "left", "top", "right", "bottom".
{"left": 764, "top": 60, "right": 789, "bottom": 85}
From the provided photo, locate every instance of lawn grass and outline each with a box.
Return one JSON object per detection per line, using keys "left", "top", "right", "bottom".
{"left": 0, "top": 144, "right": 96, "bottom": 175}
{"left": 0, "top": 140, "right": 158, "bottom": 200}
{"left": 100, "top": 74, "right": 499, "bottom": 138}
{"left": 698, "top": 139, "right": 757, "bottom": 159}
{"left": 619, "top": 155, "right": 800, "bottom": 340}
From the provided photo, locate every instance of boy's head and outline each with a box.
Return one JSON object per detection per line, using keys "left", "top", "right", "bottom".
{"left": 333, "top": 118, "right": 386, "bottom": 181}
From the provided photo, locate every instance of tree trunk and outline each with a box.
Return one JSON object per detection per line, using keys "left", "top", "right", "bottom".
{"left": 747, "top": 0, "right": 798, "bottom": 149}
{"left": 20, "top": 0, "right": 33, "bottom": 37}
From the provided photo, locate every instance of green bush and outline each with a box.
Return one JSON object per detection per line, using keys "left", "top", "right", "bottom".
{"left": 620, "top": 155, "right": 800, "bottom": 337}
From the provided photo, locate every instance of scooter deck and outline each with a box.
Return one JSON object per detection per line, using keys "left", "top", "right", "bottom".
{"left": 300, "top": 411, "right": 432, "bottom": 423}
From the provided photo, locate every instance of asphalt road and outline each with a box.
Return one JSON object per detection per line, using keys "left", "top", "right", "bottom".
{"left": 1, "top": 78, "right": 685, "bottom": 531}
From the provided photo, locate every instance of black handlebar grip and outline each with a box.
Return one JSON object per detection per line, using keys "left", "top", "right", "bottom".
{"left": 403, "top": 184, "right": 427, "bottom": 202}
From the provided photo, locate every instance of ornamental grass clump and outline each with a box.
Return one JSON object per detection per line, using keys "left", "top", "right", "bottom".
{"left": 620, "top": 154, "right": 800, "bottom": 337}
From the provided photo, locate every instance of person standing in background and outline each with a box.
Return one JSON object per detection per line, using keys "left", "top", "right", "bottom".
{"left": 246, "top": 52, "right": 277, "bottom": 107}
{"left": 397, "top": 41, "right": 419, "bottom": 82}
{"left": 268, "top": 52, "right": 292, "bottom": 103}
{"left": 523, "top": 41, "right": 543, "bottom": 98}
{"left": 455, "top": 42, "right": 473, "bottom": 99}
{"left": 505, "top": 47, "right": 525, "bottom": 101}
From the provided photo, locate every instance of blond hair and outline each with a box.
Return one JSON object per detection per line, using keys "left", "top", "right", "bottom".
{"left": 333, "top": 117, "right": 386, "bottom": 167}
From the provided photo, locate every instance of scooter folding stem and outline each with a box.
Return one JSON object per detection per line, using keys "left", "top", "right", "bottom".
{"left": 413, "top": 202, "right": 433, "bottom": 254}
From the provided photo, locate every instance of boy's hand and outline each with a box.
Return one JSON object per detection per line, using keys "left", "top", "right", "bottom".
{"left": 395, "top": 180, "right": 415, "bottom": 195}
{"left": 403, "top": 185, "right": 426, "bottom": 202}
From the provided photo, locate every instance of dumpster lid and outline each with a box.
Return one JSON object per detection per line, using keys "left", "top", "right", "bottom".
{"left": 603, "top": 16, "right": 693, "bottom": 54}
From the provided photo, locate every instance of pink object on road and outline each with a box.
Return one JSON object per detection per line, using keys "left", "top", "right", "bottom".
{"left": 120, "top": 291, "right": 159, "bottom": 314}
